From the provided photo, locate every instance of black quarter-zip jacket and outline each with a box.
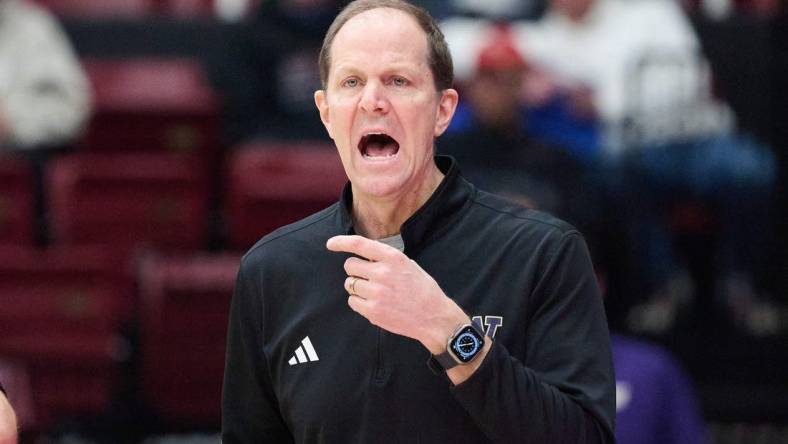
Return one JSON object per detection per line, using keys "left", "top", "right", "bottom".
{"left": 222, "top": 156, "right": 616, "bottom": 444}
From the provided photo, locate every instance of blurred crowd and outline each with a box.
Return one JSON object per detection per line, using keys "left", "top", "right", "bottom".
{"left": 0, "top": 0, "right": 786, "bottom": 442}
{"left": 441, "top": 0, "right": 782, "bottom": 340}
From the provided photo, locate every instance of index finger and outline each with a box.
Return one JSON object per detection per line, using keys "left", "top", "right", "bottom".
{"left": 326, "top": 235, "right": 397, "bottom": 262}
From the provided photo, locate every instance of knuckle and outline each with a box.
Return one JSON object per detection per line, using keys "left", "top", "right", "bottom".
{"left": 370, "top": 263, "right": 387, "bottom": 279}
{"left": 344, "top": 257, "right": 356, "bottom": 271}
{"left": 395, "top": 253, "right": 411, "bottom": 267}
{"left": 368, "top": 285, "right": 384, "bottom": 299}
{"left": 367, "top": 300, "right": 381, "bottom": 316}
{"left": 388, "top": 250, "right": 404, "bottom": 263}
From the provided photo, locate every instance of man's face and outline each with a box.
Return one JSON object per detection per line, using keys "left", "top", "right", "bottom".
{"left": 551, "top": 0, "right": 594, "bottom": 21}
{"left": 467, "top": 68, "right": 524, "bottom": 128}
{"left": 315, "top": 8, "right": 457, "bottom": 201}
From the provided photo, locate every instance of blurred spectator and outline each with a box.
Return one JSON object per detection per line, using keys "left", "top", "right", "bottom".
{"left": 612, "top": 333, "right": 709, "bottom": 444}
{"left": 733, "top": 0, "right": 779, "bottom": 16}
{"left": 520, "top": 64, "right": 601, "bottom": 162}
{"left": 516, "top": 0, "right": 733, "bottom": 154}
{"left": 449, "top": 0, "right": 545, "bottom": 20}
{"left": 0, "top": 0, "right": 91, "bottom": 150}
{"left": 413, "top": 0, "right": 547, "bottom": 21}
{"left": 601, "top": 271, "right": 709, "bottom": 444}
{"left": 684, "top": 0, "right": 779, "bottom": 20}
{"left": 516, "top": 0, "right": 779, "bottom": 335}
{"left": 210, "top": 0, "right": 343, "bottom": 144}
{"left": 441, "top": 15, "right": 600, "bottom": 161}
{"left": 439, "top": 23, "right": 605, "bottom": 252}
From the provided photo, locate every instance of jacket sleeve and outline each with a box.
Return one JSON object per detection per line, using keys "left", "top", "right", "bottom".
{"left": 450, "top": 232, "right": 616, "bottom": 443}
{"left": 222, "top": 259, "right": 294, "bottom": 443}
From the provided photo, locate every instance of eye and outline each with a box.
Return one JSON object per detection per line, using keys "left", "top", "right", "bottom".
{"left": 391, "top": 76, "right": 408, "bottom": 87}
{"left": 342, "top": 77, "right": 359, "bottom": 88}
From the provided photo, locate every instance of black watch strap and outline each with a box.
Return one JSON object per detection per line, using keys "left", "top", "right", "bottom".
{"left": 426, "top": 321, "right": 486, "bottom": 375}
{"left": 427, "top": 355, "right": 446, "bottom": 375}
{"left": 426, "top": 352, "right": 459, "bottom": 375}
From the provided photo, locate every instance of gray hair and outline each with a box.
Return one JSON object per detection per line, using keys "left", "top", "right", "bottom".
{"left": 318, "top": 0, "right": 454, "bottom": 91}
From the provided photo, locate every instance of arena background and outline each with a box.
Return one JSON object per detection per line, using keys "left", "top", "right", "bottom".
{"left": 0, "top": 0, "right": 786, "bottom": 442}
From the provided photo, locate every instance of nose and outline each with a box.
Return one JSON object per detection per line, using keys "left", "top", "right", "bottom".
{"left": 358, "top": 81, "right": 389, "bottom": 114}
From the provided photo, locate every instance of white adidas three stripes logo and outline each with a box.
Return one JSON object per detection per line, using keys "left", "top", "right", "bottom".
{"left": 288, "top": 336, "right": 319, "bottom": 365}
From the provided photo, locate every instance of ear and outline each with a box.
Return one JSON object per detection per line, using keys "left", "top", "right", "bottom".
{"left": 433, "top": 88, "right": 459, "bottom": 137}
{"left": 314, "top": 90, "right": 334, "bottom": 140}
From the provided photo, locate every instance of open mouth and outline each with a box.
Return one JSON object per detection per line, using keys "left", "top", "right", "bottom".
{"left": 359, "top": 133, "right": 400, "bottom": 159}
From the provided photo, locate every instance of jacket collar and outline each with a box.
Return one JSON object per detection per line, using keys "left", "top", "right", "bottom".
{"left": 337, "top": 155, "right": 474, "bottom": 255}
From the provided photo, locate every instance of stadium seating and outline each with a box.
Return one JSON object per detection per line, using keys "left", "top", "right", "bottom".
{"left": 47, "top": 152, "right": 209, "bottom": 253}
{"left": 32, "top": 0, "right": 153, "bottom": 18}
{"left": 0, "top": 245, "right": 131, "bottom": 427}
{"left": 34, "top": 0, "right": 258, "bottom": 19}
{"left": 79, "top": 58, "right": 219, "bottom": 161}
{"left": 137, "top": 253, "right": 240, "bottom": 426}
{"left": 0, "top": 154, "right": 34, "bottom": 246}
{"left": 163, "top": 0, "right": 214, "bottom": 18}
{"left": 224, "top": 141, "right": 347, "bottom": 250}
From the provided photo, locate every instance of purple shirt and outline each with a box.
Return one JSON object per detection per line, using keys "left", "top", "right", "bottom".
{"left": 612, "top": 334, "right": 708, "bottom": 444}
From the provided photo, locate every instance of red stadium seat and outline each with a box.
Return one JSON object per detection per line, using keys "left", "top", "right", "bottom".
{"left": 160, "top": 0, "right": 259, "bottom": 19}
{"left": 32, "top": 0, "right": 153, "bottom": 18}
{"left": 162, "top": 0, "right": 213, "bottom": 17}
{"left": 0, "top": 245, "right": 131, "bottom": 427}
{"left": 0, "top": 154, "right": 34, "bottom": 245}
{"left": 48, "top": 152, "right": 209, "bottom": 253}
{"left": 224, "top": 141, "right": 347, "bottom": 250}
{"left": 137, "top": 252, "right": 240, "bottom": 426}
{"left": 79, "top": 58, "right": 219, "bottom": 161}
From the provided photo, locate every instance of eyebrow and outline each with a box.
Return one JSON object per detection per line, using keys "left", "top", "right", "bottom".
{"left": 332, "top": 62, "right": 425, "bottom": 80}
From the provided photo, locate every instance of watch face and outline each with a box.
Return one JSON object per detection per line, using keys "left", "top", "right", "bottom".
{"left": 450, "top": 325, "right": 484, "bottom": 363}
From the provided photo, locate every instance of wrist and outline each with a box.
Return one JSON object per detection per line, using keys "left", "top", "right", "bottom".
{"left": 426, "top": 318, "right": 488, "bottom": 379}
{"left": 446, "top": 339, "right": 491, "bottom": 385}
{"left": 420, "top": 302, "right": 468, "bottom": 355}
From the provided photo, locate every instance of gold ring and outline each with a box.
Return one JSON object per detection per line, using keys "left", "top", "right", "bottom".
{"left": 349, "top": 276, "right": 358, "bottom": 294}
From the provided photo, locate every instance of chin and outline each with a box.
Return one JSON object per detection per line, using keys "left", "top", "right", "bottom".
{"left": 352, "top": 174, "right": 410, "bottom": 199}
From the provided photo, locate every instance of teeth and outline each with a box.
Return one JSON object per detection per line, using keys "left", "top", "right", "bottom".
{"left": 362, "top": 132, "right": 390, "bottom": 139}
{"left": 362, "top": 152, "right": 397, "bottom": 159}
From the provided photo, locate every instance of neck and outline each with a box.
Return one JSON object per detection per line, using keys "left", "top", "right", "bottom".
{"left": 351, "top": 162, "right": 444, "bottom": 239}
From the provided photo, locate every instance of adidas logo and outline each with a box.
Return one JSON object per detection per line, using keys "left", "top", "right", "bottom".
{"left": 288, "top": 336, "right": 319, "bottom": 366}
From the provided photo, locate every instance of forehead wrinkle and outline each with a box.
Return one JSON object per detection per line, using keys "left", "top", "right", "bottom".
{"left": 333, "top": 59, "right": 426, "bottom": 79}
{"left": 329, "top": 7, "right": 430, "bottom": 78}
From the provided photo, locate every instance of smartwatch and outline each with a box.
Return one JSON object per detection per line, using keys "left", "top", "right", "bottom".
{"left": 427, "top": 321, "right": 486, "bottom": 374}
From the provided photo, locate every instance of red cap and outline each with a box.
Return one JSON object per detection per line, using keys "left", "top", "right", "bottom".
{"left": 475, "top": 23, "right": 527, "bottom": 72}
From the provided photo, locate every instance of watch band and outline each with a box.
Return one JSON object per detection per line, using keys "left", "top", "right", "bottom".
{"left": 432, "top": 348, "right": 462, "bottom": 372}
{"left": 426, "top": 321, "right": 486, "bottom": 375}
{"left": 427, "top": 354, "right": 450, "bottom": 375}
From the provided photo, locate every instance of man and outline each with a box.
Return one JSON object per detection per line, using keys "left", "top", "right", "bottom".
{"left": 0, "top": 384, "right": 17, "bottom": 444}
{"left": 222, "top": 1, "right": 615, "bottom": 442}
